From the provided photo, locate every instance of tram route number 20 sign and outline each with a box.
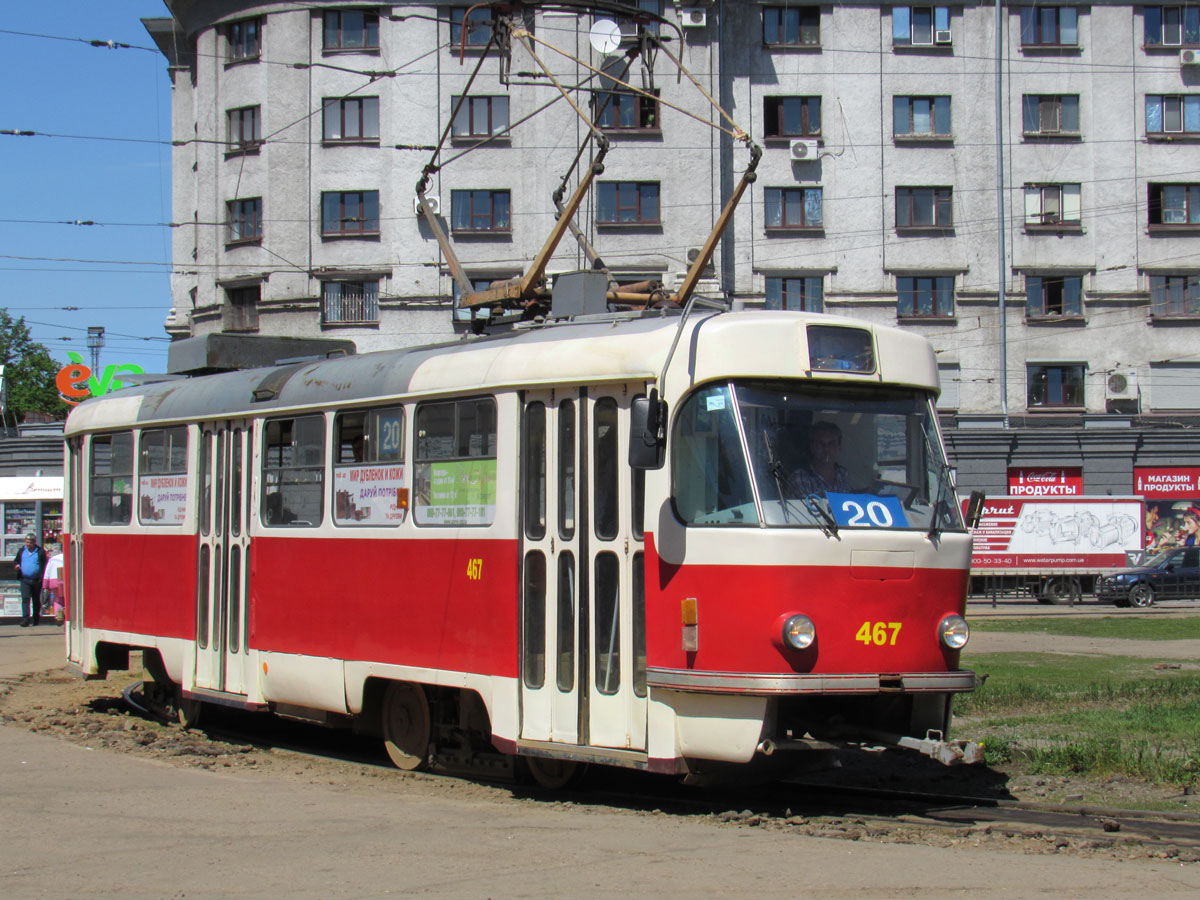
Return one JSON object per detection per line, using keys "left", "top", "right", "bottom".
{"left": 827, "top": 493, "right": 906, "bottom": 528}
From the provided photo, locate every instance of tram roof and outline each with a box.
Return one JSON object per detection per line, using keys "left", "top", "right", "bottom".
{"left": 64, "top": 311, "right": 940, "bottom": 434}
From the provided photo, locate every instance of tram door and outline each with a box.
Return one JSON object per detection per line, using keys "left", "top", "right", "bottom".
{"left": 519, "top": 388, "right": 647, "bottom": 752}
{"left": 194, "top": 421, "right": 252, "bottom": 696}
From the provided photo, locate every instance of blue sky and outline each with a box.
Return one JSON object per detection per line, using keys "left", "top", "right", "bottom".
{"left": 1, "top": 1, "right": 173, "bottom": 373}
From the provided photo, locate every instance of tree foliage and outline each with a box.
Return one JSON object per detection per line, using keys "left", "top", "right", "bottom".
{"left": 0, "top": 308, "right": 69, "bottom": 423}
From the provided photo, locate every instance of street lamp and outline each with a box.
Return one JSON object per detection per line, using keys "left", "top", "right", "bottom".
{"left": 87, "top": 326, "right": 105, "bottom": 373}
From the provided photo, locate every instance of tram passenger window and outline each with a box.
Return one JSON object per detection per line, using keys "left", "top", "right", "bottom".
{"left": 262, "top": 416, "right": 325, "bottom": 527}
{"left": 523, "top": 402, "right": 546, "bottom": 540}
{"left": 522, "top": 550, "right": 546, "bottom": 689}
{"left": 594, "top": 552, "right": 621, "bottom": 694}
{"left": 90, "top": 432, "right": 134, "bottom": 526}
{"left": 593, "top": 397, "right": 619, "bottom": 540}
{"left": 556, "top": 552, "right": 575, "bottom": 691}
{"left": 138, "top": 426, "right": 188, "bottom": 525}
{"left": 413, "top": 397, "right": 497, "bottom": 527}
{"left": 333, "top": 406, "right": 406, "bottom": 526}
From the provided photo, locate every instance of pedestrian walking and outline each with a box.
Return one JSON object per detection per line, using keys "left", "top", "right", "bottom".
{"left": 13, "top": 533, "right": 48, "bottom": 627}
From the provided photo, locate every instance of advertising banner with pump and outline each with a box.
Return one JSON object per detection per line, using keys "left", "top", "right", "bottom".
{"left": 965, "top": 496, "right": 1144, "bottom": 569}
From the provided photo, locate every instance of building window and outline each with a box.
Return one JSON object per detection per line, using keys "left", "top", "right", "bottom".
{"left": 227, "top": 18, "right": 262, "bottom": 62}
{"left": 897, "top": 275, "right": 955, "bottom": 318}
{"left": 227, "top": 106, "right": 261, "bottom": 151}
{"left": 262, "top": 416, "right": 325, "bottom": 527}
{"left": 321, "top": 191, "right": 380, "bottom": 236}
{"left": 893, "top": 96, "right": 951, "bottom": 137}
{"left": 224, "top": 285, "right": 260, "bottom": 332}
{"left": 763, "top": 6, "right": 820, "bottom": 47}
{"left": 1147, "top": 95, "right": 1200, "bottom": 135}
{"left": 596, "top": 89, "right": 659, "bottom": 131}
{"left": 451, "top": 189, "right": 511, "bottom": 232}
{"left": 452, "top": 95, "right": 510, "bottom": 138}
{"left": 764, "top": 187, "right": 823, "bottom": 230}
{"left": 227, "top": 198, "right": 262, "bottom": 244}
{"left": 1026, "top": 275, "right": 1083, "bottom": 317}
{"left": 893, "top": 7, "right": 951, "bottom": 46}
{"left": 765, "top": 276, "right": 822, "bottom": 312}
{"left": 322, "top": 280, "right": 380, "bottom": 324}
{"left": 1024, "top": 183, "right": 1082, "bottom": 228}
{"left": 1148, "top": 183, "right": 1200, "bottom": 227}
{"left": 895, "top": 187, "right": 952, "bottom": 228}
{"left": 599, "top": 0, "right": 661, "bottom": 38}
{"left": 1019, "top": 7, "right": 1078, "bottom": 47}
{"left": 1028, "top": 364, "right": 1085, "bottom": 408}
{"left": 1022, "top": 94, "right": 1080, "bottom": 136}
{"left": 323, "top": 96, "right": 379, "bottom": 142}
{"left": 1144, "top": 7, "right": 1200, "bottom": 46}
{"left": 763, "top": 96, "right": 821, "bottom": 137}
{"left": 597, "top": 182, "right": 660, "bottom": 225}
{"left": 323, "top": 9, "right": 379, "bottom": 50}
{"left": 448, "top": 6, "right": 492, "bottom": 47}
{"left": 1150, "top": 274, "right": 1200, "bottom": 316}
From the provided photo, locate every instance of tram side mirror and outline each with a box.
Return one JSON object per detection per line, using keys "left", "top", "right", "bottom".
{"left": 629, "top": 392, "right": 667, "bottom": 470}
{"left": 965, "top": 490, "right": 986, "bottom": 529}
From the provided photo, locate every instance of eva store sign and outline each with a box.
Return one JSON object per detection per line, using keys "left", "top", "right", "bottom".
{"left": 56, "top": 352, "right": 144, "bottom": 406}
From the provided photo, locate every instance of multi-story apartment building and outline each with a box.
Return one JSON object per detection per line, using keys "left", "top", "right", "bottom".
{"left": 145, "top": 2, "right": 1200, "bottom": 502}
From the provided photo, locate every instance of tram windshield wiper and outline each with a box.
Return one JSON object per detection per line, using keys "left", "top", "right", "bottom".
{"left": 803, "top": 493, "right": 839, "bottom": 538}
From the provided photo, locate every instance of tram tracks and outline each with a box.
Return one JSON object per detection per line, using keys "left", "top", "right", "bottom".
{"left": 117, "top": 681, "right": 1200, "bottom": 860}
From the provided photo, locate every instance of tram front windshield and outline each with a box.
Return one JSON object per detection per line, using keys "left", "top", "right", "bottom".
{"left": 671, "top": 381, "right": 963, "bottom": 532}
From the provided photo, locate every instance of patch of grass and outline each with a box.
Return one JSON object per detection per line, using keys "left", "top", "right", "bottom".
{"left": 956, "top": 651, "right": 1200, "bottom": 786}
{"left": 969, "top": 615, "right": 1200, "bottom": 640}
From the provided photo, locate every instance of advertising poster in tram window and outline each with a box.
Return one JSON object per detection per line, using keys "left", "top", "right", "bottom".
{"left": 137, "top": 475, "right": 187, "bottom": 524}
{"left": 1134, "top": 467, "right": 1200, "bottom": 552}
{"left": 333, "top": 464, "right": 408, "bottom": 526}
{"left": 965, "top": 496, "right": 1144, "bottom": 568}
{"left": 413, "top": 459, "right": 497, "bottom": 526}
{"left": 1006, "top": 466, "right": 1082, "bottom": 497}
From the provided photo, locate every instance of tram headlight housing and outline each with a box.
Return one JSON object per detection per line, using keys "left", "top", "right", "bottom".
{"left": 938, "top": 614, "right": 970, "bottom": 650}
{"left": 782, "top": 614, "right": 816, "bottom": 651}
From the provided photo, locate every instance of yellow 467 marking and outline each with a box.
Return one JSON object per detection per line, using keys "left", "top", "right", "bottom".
{"left": 855, "top": 621, "right": 902, "bottom": 646}
{"left": 466, "top": 558, "right": 483, "bottom": 581}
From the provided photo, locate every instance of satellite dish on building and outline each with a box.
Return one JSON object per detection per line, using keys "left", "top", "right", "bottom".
{"left": 589, "top": 18, "right": 622, "bottom": 55}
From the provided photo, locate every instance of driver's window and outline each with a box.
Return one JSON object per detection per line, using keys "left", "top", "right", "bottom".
{"left": 671, "top": 384, "right": 755, "bottom": 525}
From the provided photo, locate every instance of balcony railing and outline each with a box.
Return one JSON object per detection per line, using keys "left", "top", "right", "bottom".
{"left": 322, "top": 287, "right": 379, "bottom": 324}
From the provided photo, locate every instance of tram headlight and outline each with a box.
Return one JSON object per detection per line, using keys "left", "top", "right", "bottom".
{"left": 782, "top": 614, "right": 816, "bottom": 651}
{"left": 938, "top": 614, "right": 970, "bottom": 650}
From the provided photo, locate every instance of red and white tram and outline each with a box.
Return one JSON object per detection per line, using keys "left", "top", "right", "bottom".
{"left": 62, "top": 308, "right": 977, "bottom": 783}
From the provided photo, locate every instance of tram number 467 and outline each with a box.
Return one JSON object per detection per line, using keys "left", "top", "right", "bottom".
{"left": 856, "top": 621, "right": 902, "bottom": 646}
{"left": 466, "top": 558, "right": 484, "bottom": 581}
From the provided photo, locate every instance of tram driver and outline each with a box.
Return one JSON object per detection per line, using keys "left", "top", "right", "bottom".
{"left": 789, "top": 421, "right": 851, "bottom": 496}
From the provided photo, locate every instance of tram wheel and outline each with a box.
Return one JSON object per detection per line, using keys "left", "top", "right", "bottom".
{"left": 177, "top": 695, "right": 204, "bottom": 730}
{"left": 523, "top": 756, "right": 583, "bottom": 790}
{"left": 382, "top": 681, "right": 431, "bottom": 770}
{"left": 1041, "top": 576, "right": 1082, "bottom": 605}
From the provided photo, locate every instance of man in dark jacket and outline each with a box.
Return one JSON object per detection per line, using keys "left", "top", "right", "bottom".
{"left": 14, "top": 533, "right": 48, "bottom": 627}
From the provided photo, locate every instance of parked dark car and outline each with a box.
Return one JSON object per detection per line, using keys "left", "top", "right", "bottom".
{"left": 1096, "top": 546, "right": 1200, "bottom": 607}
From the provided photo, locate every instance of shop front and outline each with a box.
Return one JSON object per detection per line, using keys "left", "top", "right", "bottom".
{"left": 0, "top": 476, "right": 64, "bottom": 620}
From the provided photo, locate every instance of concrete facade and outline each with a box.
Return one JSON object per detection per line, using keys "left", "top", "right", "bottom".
{"left": 146, "top": 2, "right": 1200, "bottom": 491}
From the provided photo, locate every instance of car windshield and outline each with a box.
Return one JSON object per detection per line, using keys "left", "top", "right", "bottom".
{"left": 671, "top": 380, "right": 963, "bottom": 532}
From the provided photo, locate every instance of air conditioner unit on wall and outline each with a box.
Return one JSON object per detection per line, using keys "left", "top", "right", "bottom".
{"left": 1106, "top": 369, "right": 1139, "bottom": 400}
{"left": 415, "top": 196, "right": 440, "bottom": 216}
{"left": 682, "top": 8, "right": 707, "bottom": 28}
{"left": 790, "top": 139, "right": 818, "bottom": 160}
{"left": 934, "top": 29, "right": 953, "bottom": 44}
{"left": 1182, "top": 48, "right": 1200, "bottom": 65}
